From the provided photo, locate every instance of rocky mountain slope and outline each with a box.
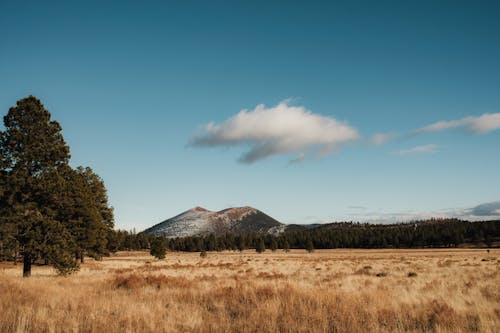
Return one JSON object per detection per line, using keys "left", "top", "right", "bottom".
{"left": 144, "top": 206, "right": 283, "bottom": 237}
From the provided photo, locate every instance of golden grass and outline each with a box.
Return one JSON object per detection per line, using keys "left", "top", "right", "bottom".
{"left": 0, "top": 249, "right": 499, "bottom": 332}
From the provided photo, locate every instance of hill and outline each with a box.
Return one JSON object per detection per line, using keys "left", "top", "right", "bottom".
{"left": 144, "top": 206, "right": 283, "bottom": 237}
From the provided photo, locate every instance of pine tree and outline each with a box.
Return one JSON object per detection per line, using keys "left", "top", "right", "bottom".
{"left": 150, "top": 237, "right": 167, "bottom": 259}
{"left": 306, "top": 239, "right": 314, "bottom": 253}
{"left": 0, "top": 96, "right": 77, "bottom": 277}
{"left": 270, "top": 238, "right": 278, "bottom": 252}
{"left": 61, "top": 166, "right": 114, "bottom": 262}
{"left": 237, "top": 236, "right": 245, "bottom": 252}
{"left": 256, "top": 238, "right": 266, "bottom": 253}
{"left": 283, "top": 239, "right": 290, "bottom": 253}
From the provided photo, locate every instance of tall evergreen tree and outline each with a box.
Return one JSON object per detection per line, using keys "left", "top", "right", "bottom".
{"left": 270, "top": 237, "right": 278, "bottom": 252}
{"left": 150, "top": 237, "right": 167, "bottom": 259}
{"left": 283, "top": 239, "right": 290, "bottom": 253}
{"left": 256, "top": 237, "right": 266, "bottom": 253}
{"left": 305, "top": 238, "right": 314, "bottom": 253}
{"left": 51, "top": 166, "right": 114, "bottom": 263}
{"left": 0, "top": 96, "right": 77, "bottom": 276}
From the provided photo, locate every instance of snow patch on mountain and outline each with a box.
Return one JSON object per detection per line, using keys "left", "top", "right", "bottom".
{"left": 146, "top": 207, "right": 214, "bottom": 237}
{"left": 144, "top": 206, "right": 282, "bottom": 237}
{"left": 267, "top": 225, "right": 287, "bottom": 235}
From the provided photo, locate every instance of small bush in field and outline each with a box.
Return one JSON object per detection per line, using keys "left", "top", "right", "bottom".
{"left": 305, "top": 239, "right": 314, "bottom": 253}
{"left": 150, "top": 237, "right": 167, "bottom": 260}
{"left": 200, "top": 250, "right": 207, "bottom": 258}
{"left": 408, "top": 272, "right": 418, "bottom": 277}
{"left": 256, "top": 239, "right": 266, "bottom": 253}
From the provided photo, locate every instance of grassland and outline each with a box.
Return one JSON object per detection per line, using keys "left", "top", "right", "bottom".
{"left": 0, "top": 249, "right": 499, "bottom": 333}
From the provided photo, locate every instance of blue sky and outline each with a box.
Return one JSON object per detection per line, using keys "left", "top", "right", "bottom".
{"left": 1, "top": 0, "right": 499, "bottom": 230}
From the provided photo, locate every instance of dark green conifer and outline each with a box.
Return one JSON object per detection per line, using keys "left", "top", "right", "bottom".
{"left": 270, "top": 238, "right": 278, "bottom": 252}
{"left": 150, "top": 237, "right": 167, "bottom": 259}
{"left": 306, "top": 239, "right": 314, "bottom": 253}
{"left": 283, "top": 239, "right": 290, "bottom": 253}
{"left": 0, "top": 96, "right": 77, "bottom": 277}
{"left": 256, "top": 238, "right": 266, "bottom": 253}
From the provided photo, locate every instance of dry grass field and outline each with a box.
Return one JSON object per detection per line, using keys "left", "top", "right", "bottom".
{"left": 0, "top": 249, "right": 499, "bottom": 333}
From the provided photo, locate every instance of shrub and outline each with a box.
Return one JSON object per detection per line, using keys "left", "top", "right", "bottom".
{"left": 256, "top": 239, "right": 266, "bottom": 253}
{"left": 150, "top": 237, "right": 167, "bottom": 260}
{"left": 305, "top": 239, "right": 314, "bottom": 253}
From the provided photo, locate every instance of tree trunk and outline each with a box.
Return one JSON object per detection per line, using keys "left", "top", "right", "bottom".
{"left": 23, "top": 254, "right": 32, "bottom": 277}
{"left": 80, "top": 251, "right": 84, "bottom": 264}
{"left": 14, "top": 244, "right": 18, "bottom": 265}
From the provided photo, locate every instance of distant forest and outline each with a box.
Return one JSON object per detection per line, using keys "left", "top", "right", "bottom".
{"left": 3, "top": 218, "right": 498, "bottom": 266}
{"left": 109, "top": 219, "right": 499, "bottom": 254}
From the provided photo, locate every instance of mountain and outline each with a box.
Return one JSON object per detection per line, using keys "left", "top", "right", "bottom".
{"left": 144, "top": 206, "right": 283, "bottom": 237}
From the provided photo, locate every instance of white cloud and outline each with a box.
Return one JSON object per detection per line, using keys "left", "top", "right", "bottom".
{"left": 416, "top": 113, "right": 500, "bottom": 134}
{"left": 468, "top": 201, "right": 500, "bottom": 216}
{"left": 191, "top": 101, "right": 360, "bottom": 163}
{"left": 347, "top": 209, "right": 462, "bottom": 224}
{"left": 344, "top": 201, "right": 500, "bottom": 224}
{"left": 395, "top": 144, "right": 439, "bottom": 156}
{"left": 369, "top": 133, "right": 395, "bottom": 146}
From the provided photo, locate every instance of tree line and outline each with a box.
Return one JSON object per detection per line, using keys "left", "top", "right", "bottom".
{"left": 0, "top": 96, "right": 114, "bottom": 276}
{"left": 109, "top": 219, "right": 499, "bottom": 256}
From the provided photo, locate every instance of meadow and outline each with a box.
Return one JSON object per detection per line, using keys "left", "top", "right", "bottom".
{"left": 0, "top": 249, "right": 498, "bottom": 333}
